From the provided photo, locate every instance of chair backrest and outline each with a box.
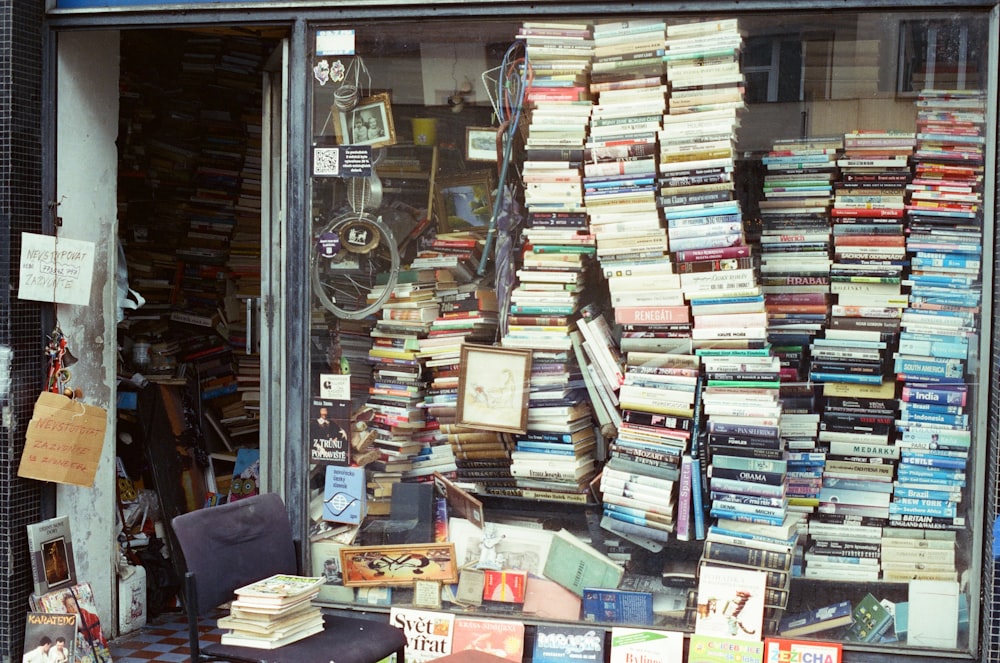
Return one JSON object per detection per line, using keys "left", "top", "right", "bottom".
{"left": 171, "top": 493, "right": 298, "bottom": 615}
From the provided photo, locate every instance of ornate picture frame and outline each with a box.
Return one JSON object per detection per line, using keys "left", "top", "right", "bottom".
{"left": 456, "top": 344, "right": 532, "bottom": 434}
{"left": 333, "top": 92, "right": 397, "bottom": 148}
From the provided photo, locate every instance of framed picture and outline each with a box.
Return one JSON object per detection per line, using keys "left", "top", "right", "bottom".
{"left": 333, "top": 92, "right": 397, "bottom": 148}
{"left": 339, "top": 543, "right": 458, "bottom": 587}
{"left": 435, "top": 170, "right": 496, "bottom": 233}
{"left": 456, "top": 344, "right": 532, "bottom": 434}
{"left": 465, "top": 126, "right": 498, "bottom": 161}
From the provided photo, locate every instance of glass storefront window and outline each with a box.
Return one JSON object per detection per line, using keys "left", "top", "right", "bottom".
{"left": 305, "top": 11, "right": 992, "bottom": 657}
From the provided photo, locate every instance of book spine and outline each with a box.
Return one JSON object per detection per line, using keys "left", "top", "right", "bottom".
{"left": 675, "top": 455, "right": 693, "bottom": 541}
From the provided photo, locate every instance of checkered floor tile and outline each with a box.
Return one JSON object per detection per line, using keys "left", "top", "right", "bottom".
{"left": 109, "top": 609, "right": 225, "bottom": 663}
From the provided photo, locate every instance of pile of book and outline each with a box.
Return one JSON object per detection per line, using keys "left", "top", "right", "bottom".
{"left": 888, "top": 88, "right": 984, "bottom": 536}
{"left": 517, "top": 21, "right": 593, "bottom": 105}
{"left": 758, "top": 135, "right": 839, "bottom": 387}
{"left": 218, "top": 574, "right": 325, "bottom": 649}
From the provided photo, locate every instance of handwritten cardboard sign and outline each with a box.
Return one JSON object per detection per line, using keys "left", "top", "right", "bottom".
{"left": 18, "top": 232, "right": 96, "bottom": 305}
{"left": 18, "top": 392, "right": 107, "bottom": 487}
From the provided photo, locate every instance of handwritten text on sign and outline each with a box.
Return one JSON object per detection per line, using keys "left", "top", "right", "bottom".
{"left": 18, "top": 392, "right": 108, "bottom": 487}
{"left": 18, "top": 233, "right": 96, "bottom": 304}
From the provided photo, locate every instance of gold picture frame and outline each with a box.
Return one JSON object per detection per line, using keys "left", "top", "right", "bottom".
{"left": 332, "top": 92, "right": 397, "bottom": 148}
{"left": 456, "top": 344, "right": 532, "bottom": 434}
{"left": 465, "top": 126, "right": 499, "bottom": 161}
{"left": 339, "top": 543, "right": 458, "bottom": 587}
{"left": 434, "top": 170, "right": 496, "bottom": 233}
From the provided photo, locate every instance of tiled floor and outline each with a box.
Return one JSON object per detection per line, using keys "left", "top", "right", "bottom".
{"left": 109, "top": 609, "right": 224, "bottom": 662}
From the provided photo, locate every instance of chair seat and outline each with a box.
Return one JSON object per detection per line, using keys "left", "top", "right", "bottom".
{"left": 203, "top": 614, "right": 407, "bottom": 663}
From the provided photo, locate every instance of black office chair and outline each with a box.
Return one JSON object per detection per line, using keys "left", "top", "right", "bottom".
{"left": 171, "top": 492, "right": 407, "bottom": 663}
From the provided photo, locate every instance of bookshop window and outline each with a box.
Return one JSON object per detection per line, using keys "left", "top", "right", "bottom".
{"left": 304, "top": 10, "right": 993, "bottom": 658}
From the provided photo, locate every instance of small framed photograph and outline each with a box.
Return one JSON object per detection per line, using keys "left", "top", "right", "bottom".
{"left": 339, "top": 543, "right": 459, "bottom": 587}
{"left": 435, "top": 170, "right": 496, "bottom": 233}
{"left": 466, "top": 126, "right": 499, "bottom": 161}
{"left": 333, "top": 92, "right": 397, "bottom": 148}
{"left": 456, "top": 344, "right": 532, "bottom": 434}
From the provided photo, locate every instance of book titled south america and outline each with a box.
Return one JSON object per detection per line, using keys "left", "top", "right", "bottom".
{"left": 688, "top": 633, "right": 763, "bottom": 663}
{"left": 323, "top": 465, "right": 366, "bottom": 525}
{"left": 609, "top": 627, "right": 684, "bottom": 663}
{"left": 542, "top": 529, "right": 625, "bottom": 596}
{"left": 532, "top": 624, "right": 605, "bottom": 663}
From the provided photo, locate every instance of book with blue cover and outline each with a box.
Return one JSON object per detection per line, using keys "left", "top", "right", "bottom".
{"left": 532, "top": 624, "right": 605, "bottom": 663}
{"left": 323, "top": 465, "right": 366, "bottom": 525}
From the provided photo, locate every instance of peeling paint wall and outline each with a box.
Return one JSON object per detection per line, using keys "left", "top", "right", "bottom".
{"left": 55, "top": 30, "right": 121, "bottom": 635}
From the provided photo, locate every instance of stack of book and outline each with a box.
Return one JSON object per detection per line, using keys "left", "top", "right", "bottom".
{"left": 517, "top": 21, "right": 593, "bottom": 105}
{"left": 879, "top": 527, "right": 958, "bottom": 582}
{"left": 442, "top": 423, "right": 514, "bottom": 494}
{"left": 889, "top": 89, "right": 984, "bottom": 535}
{"left": 802, "top": 513, "right": 883, "bottom": 582}
{"left": 587, "top": 19, "right": 667, "bottom": 280}
{"left": 218, "top": 574, "right": 325, "bottom": 649}
{"left": 758, "top": 135, "right": 840, "bottom": 385}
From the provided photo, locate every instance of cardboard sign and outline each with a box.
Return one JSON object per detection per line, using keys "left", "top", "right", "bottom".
{"left": 18, "top": 233, "right": 96, "bottom": 305}
{"left": 18, "top": 392, "right": 107, "bottom": 487}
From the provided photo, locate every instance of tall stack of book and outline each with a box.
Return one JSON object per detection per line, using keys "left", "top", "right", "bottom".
{"left": 758, "top": 136, "right": 840, "bottom": 386}
{"left": 517, "top": 21, "right": 593, "bottom": 105}
{"left": 587, "top": 19, "right": 667, "bottom": 283}
{"left": 365, "top": 273, "right": 437, "bottom": 482}
{"left": 600, "top": 351, "right": 700, "bottom": 543}
{"left": 880, "top": 527, "right": 958, "bottom": 582}
{"left": 802, "top": 510, "right": 883, "bottom": 582}
{"left": 890, "top": 88, "right": 984, "bottom": 536}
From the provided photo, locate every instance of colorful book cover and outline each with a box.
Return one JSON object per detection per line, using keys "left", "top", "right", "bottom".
{"left": 310, "top": 398, "right": 351, "bottom": 465}
{"left": 609, "top": 627, "right": 684, "bottom": 663}
{"left": 532, "top": 624, "right": 605, "bottom": 663}
{"left": 843, "top": 592, "right": 894, "bottom": 642}
{"left": 228, "top": 447, "right": 260, "bottom": 502}
{"left": 451, "top": 617, "right": 525, "bottom": 663}
{"left": 689, "top": 633, "right": 764, "bottom": 663}
{"left": 694, "top": 564, "right": 768, "bottom": 640}
{"left": 26, "top": 516, "right": 77, "bottom": 597}
{"left": 32, "top": 582, "right": 111, "bottom": 663}
{"left": 763, "top": 637, "right": 842, "bottom": 663}
{"left": 581, "top": 588, "right": 654, "bottom": 625}
{"left": 23, "top": 612, "right": 77, "bottom": 663}
{"left": 323, "top": 465, "right": 366, "bottom": 525}
{"left": 388, "top": 607, "right": 455, "bottom": 663}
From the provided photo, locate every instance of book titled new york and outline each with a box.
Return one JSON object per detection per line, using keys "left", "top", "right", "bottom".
{"left": 694, "top": 564, "right": 768, "bottom": 640}
{"left": 532, "top": 624, "right": 605, "bottom": 663}
{"left": 609, "top": 627, "right": 684, "bottom": 663}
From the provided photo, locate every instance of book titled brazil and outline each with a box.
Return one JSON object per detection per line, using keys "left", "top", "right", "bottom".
{"left": 694, "top": 564, "right": 768, "bottom": 640}
{"left": 689, "top": 633, "right": 763, "bottom": 663}
{"left": 532, "top": 624, "right": 605, "bottom": 663}
{"left": 323, "top": 465, "right": 366, "bottom": 525}
{"left": 764, "top": 637, "right": 842, "bottom": 663}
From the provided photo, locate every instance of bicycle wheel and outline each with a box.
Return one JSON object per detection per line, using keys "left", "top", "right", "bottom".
{"left": 311, "top": 210, "right": 400, "bottom": 320}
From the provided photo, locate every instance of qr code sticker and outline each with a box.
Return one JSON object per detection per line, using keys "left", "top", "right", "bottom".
{"left": 314, "top": 147, "right": 341, "bottom": 176}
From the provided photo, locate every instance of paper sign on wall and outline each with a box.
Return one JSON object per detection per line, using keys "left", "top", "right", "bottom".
{"left": 18, "top": 232, "right": 96, "bottom": 304}
{"left": 18, "top": 392, "right": 108, "bottom": 487}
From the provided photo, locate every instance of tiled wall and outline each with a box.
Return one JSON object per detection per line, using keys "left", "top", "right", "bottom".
{"left": 1, "top": 0, "right": 46, "bottom": 659}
